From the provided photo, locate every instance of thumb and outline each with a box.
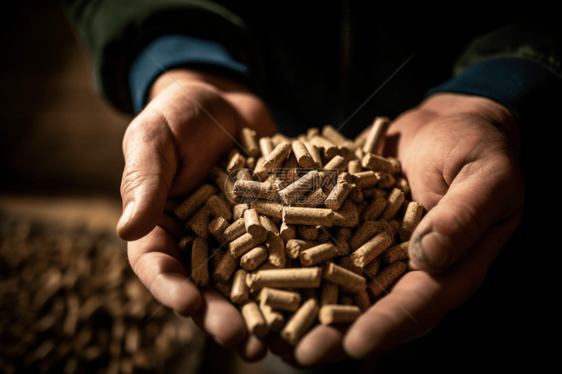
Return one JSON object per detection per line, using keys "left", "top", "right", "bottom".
{"left": 117, "top": 111, "right": 178, "bottom": 241}
{"left": 409, "top": 157, "right": 517, "bottom": 273}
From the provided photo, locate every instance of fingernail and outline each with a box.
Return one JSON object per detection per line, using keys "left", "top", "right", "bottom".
{"left": 410, "top": 232, "right": 450, "bottom": 269}
{"left": 116, "top": 201, "right": 135, "bottom": 236}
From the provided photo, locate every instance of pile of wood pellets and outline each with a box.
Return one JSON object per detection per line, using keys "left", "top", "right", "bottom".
{"left": 175, "top": 118, "right": 424, "bottom": 345}
{"left": 0, "top": 212, "right": 203, "bottom": 374}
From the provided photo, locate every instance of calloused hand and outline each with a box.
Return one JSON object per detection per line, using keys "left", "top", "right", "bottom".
{"left": 277, "top": 93, "right": 525, "bottom": 366}
{"left": 116, "top": 68, "right": 276, "bottom": 360}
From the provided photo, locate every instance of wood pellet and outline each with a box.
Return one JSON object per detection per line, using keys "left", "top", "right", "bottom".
{"left": 174, "top": 124, "right": 424, "bottom": 346}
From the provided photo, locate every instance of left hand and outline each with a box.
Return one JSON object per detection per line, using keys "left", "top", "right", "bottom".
{"left": 273, "top": 93, "right": 525, "bottom": 366}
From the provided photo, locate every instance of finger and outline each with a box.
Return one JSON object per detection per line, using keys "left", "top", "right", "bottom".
{"left": 235, "top": 334, "right": 268, "bottom": 362}
{"left": 409, "top": 153, "right": 523, "bottom": 273}
{"left": 344, "top": 215, "right": 519, "bottom": 359}
{"left": 191, "top": 287, "right": 248, "bottom": 348}
{"left": 117, "top": 109, "right": 178, "bottom": 240}
{"left": 128, "top": 225, "right": 202, "bottom": 316}
{"left": 294, "top": 324, "right": 348, "bottom": 366}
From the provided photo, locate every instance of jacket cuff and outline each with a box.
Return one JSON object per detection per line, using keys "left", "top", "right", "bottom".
{"left": 425, "top": 57, "right": 562, "bottom": 126}
{"left": 129, "top": 34, "right": 248, "bottom": 114}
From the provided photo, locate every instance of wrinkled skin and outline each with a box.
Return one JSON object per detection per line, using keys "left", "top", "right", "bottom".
{"left": 117, "top": 69, "right": 524, "bottom": 365}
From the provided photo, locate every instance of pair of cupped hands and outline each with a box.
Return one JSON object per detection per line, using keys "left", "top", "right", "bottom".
{"left": 116, "top": 68, "right": 524, "bottom": 366}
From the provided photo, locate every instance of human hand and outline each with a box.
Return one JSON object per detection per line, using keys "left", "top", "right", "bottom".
{"left": 116, "top": 68, "right": 276, "bottom": 360}
{"left": 281, "top": 93, "right": 525, "bottom": 366}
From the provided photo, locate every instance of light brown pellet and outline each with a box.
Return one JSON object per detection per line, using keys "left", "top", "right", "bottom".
{"left": 285, "top": 239, "right": 319, "bottom": 259}
{"left": 362, "top": 117, "right": 390, "bottom": 154}
{"left": 297, "top": 225, "right": 319, "bottom": 241}
{"left": 284, "top": 207, "right": 334, "bottom": 227}
{"left": 251, "top": 200, "right": 284, "bottom": 219}
{"left": 233, "top": 204, "right": 250, "bottom": 221}
{"left": 319, "top": 305, "right": 361, "bottom": 325}
{"left": 399, "top": 202, "right": 423, "bottom": 241}
{"left": 380, "top": 188, "right": 405, "bottom": 221}
{"left": 294, "top": 188, "right": 326, "bottom": 208}
{"left": 367, "top": 261, "right": 407, "bottom": 299}
{"left": 246, "top": 157, "right": 256, "bottom": 170}
{"left": 364, "top": 256, "right": 382, "bottom": 278}
{"left": 353, "top": 171, "right": 380, "bottom": 189}
{"left": 266, "top": 231, "right": 286, "bottom": 268}
{"left": 292, "top": 141, "right": 315, "bottom": 168}
{"left": 240, "top": 245, "right": 269, "bottom": 271}
{"left": 381, "top": 242, "right": 409, "bottom": 264}
{"left": 348, "top": 159, "right": 362, "bottom": 175}
{"left": 240, "top": 128, "right": 260, "bottom": 158}
{"left": 260, "top": 215, "right": 280, "bottom": 235}
{"left": 233, "top": 180, "right": 280, "bottom": 200}
{"left": 231, "top": 269, "right": 250, "bottom": 304}
{"left": 321, "top": 124, "right": 349, "bottom": 146}
{"left": 246, "top": 267, "right": 322, "bottom": 290}
{"left": 259, "top": 137, "right": 274, "bottom": 157}
{"left": 208, "top": 217, "right": 229, "bottom": 243}
{"left": 236, "top": 168, "right": 254, "bottom": 181}
{"left": 254, "top": 156, "right": 267, "bottom": 181}
{"left": 362, "top": 153, "right": 400, "bottom": 174}
{"left": 332, "top": 200, "right": 359, "bottom": 228}
{"left": 281, "top": 152, "right": 300, "bottom": 183}
{"left": 213, "top": 250, "right": 239, "bottom": 283}
{"left": 309, "top": 136, "right": 338, "bottom": 160}
{"left": 280, "top": 222, "right": 296, "bottom": 242}
{"left": 332, "top": 230, "right": 351, "bottom": 256}
{"left": 349, "top": 221, "right": 380, "bottom": 250}
{"left": 280, "top": 298, "right": 319, "bottom": 346}
{"left": 259, "top": 304, "right": 285, "bottom": 333}
{"left": 324, "top": 182, "right": 353, "bottom": 211}
{"left": 396, "top": 176, "right": 410, "bottom": 195}
{"left": 174, "top": 184, "right": 218, "bottom": 221}
{"left": 244, "top": 209, "right": 264, "bottom": 237}
{"left": 206, "top": 195, "right": 232, "bottom": 221}
{"left": 230, "top": 231, "right": 268, "bottom": 258}
{"left": 240, "top": 300, "right": 268, "bottom": 338}
{"left": 350, "top": 231, "right": 392, "bottom": 268}
{"left": 189, "top": 206, "right": 213, "bottom": 239}
{"left": 278, "top": 170, "right": 320, "bottom": 205}
{"left": 272, "top": 133, "right": 291, "bottom": 147}
{"left": 320, "top": 281, "right": 338, "bottom": 306}
{"left": 223, "top": 218, "right": 246, "bottom": 241}
{"left": 361, "top": 190, "right": 387, "bottom": 222}
{"left": 300, "top": 243, "right": 337, "bottom": 267}
{"left": 304, "top": 142, "right": 323, "bottom": 168}
{"left": 376, "top": 171, "right": 396, "bottom": 189}
{"left": 306, "top": 127, "right": 319, "bottom": 140}
{"left": 260, "top": 287, "right": 302, "bottom": 312}
{"left": 352, "top": 289, "right": 371, "bottom": 312}
{"left": 322, "top": 155, "right": 347, "bottom": 174}
{"left": 226, "top": 149, "right": 246, "bottom": 173}
{"left": 191, "top": 237, "right": 209, "bottom": 287}
{"left": 216, "top": 172, "right": 239, "bottom": 206}
{"left": 263, "top": 142, "right": 291, "bottom": 170}
{"left": 322, "top": 262, "right": 366, "bottom": 293}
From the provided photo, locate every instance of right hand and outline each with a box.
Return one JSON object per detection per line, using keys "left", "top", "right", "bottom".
{"left": 116, "top": 68, "right": 277, "bottom": 360}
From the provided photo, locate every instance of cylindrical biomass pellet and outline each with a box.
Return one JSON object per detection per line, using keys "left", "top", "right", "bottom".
{"left": 352, "top": 289, "right": 371, "bottom": 312}
{"left": 300, "top": 243, "right": 337, "bottom": 266}
{"left": 213, "top": 250, "right": 239, "bottom": 283}
{"left": 377, "top": 171, "right": 396, "bottom": 189}
{"left": 226, "top": 149, "right": 246, "bottom": 173}
{"left": 280, "top": 222, "right": 296, "bottom": 242}
{"left": 189, "top": 206, "right": 213, "bottom": 239}
{"left": 322, "top": 155, "right": 346, "bottom": 174}
{"left": 236, "top": 168, "right": 254, "bottom": 181}
{"left": 174, "top": 184, "right": 218, "bottom": 221}
{"left": 380, "top": 188, "right": 405, "bottom": 220}
{"left": 178, "top": 235, "right": 196, "bottom": 253}
{"left": 332, "top": 200, "right": 359, "bottom": 228}
{"left": 320, "top": 281, "right": 338, "bottom": 306}
{"left": 332, "top": 232, "right": 351, "bottom": 256}
{"left": 297, "top": 225, "right": 319, "bottom": 241}
{"left": 381, "top": 241, "right": 410, "bottom": 264}
{"left": 349, "top": 221, "right": 380, "bottom": 250}
{"left": 259, "top": 304, "right": 285, "bottom": 333}
{"left": 362, "top": 153, "right": 399, "bottom": 174}
{"left": 259, "top": 215, "right": 279, "bottom": 235}
{"left": 350, "top": 232, "right": 392, "bottom": 268}
{"left": 216, "top": 172, "right": 239, "bottom": 206}
{"left": 246, "top": 157, "right": 256, "bottom": 170}
{"left": 234, "top": 180, "right": 280, "bottom": 200}
{"left": 353, "top": 171, "right": 380, "bottom": 189}
{"left": 294, "top": 188, "right": 326, "bottom": 208}
{"left": 362, "top": 117, "right": 390, "bottom": 154}
{"left": 244, "top": 209, "right": 264, "bottom": 237}
{"left": 361, "top": 190, "right": 387, "bottom": 222}
{"left": 349, "top": 188, "right": 364, "bottom": 205}
{"left": 263, "top": 142, "right": 291, "bottom": 170}
{"left": 230, "top": 269, "right": 250, "bottom": 304}
{"left": 322, "top": 262, "right": 366, "bottom": 293}
{"left": 254, "top": 156, "right": 267, "bottom": 181}
{"left": 364, "top": 256, "right": 382, "bottom": 278}
{"left": 230, "top": 231, "right": 268, "bottom": 258}
{"left": 361, "top": 187, "right": 387, "bottom": 200}
{"left": 305, "top": 142, "right": 323, "bottom": 168}
{"left": 259, "top": 137, "right": 274, "bottom": 157}
{"left": 191, "top": 237, "right": 209, "bottom": 287}
{"left": 310, "top": 136, "right": 338, "bottom": 160}
{"left": 240, "top": 128, "right": 260, "bottom": 158}
{"left": 283, "top": 207, "right": 334, "bottom": 227}
{"left": 233, "top": 204, "right": 250, "bottom": 221}
{"left": 210, "top": 248, "right": 224, "bottom": 275}
{"left": 278, "top": 170, "right": 320, "bottom": 205}
{"left": 319, "top": 305, "right": 361, "bottom": 325}
{"left": 324, "top": 182, "right": 352, "bottom": 211}
{"left": 292, "top": 141, "right": 315, "bottom": 168}
{"left": 246, "top": 267, "right": 322, "bottom": 290}
{"left": 271, "top": 133, "right": 291, "bottom": 147}
{"left": 240, "top": 245, "right": 269, "bottom": 271}
{"left": 399, "top": 202, "right": 423, "bottom": 241}
{"left": 348, "top": 159, "right": 362, "bottom": 175}
{"left": 223, "top": 218, "right": 246, "bottom": 241}
{"left": 285, "top": 239, "right": 319, "bottom": 259}
{"left": 321, "top": 124, "right": 349, "bottom": 145}
{"left": 260, "top": 287, "right": 301, "bottom": 312}
{"left": 206, "top": 195, "right": 232, "bottom": 221}
{"left": 265, "top": 231, "right": 285, "bottom": 268}
{"left": 240, "top": 300, "right": 268, "bottom": 338}
{"left": 208, "top": 217, "right": 229, "bottom": 243}
{"left": 280, "top": 298, "right": 319, "bottom": 346}
{"left": 251, "top": 200, "right": 284, "bottom": 219}
{"left": 367, "top": 261, "right": 407, "bottom": 298}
